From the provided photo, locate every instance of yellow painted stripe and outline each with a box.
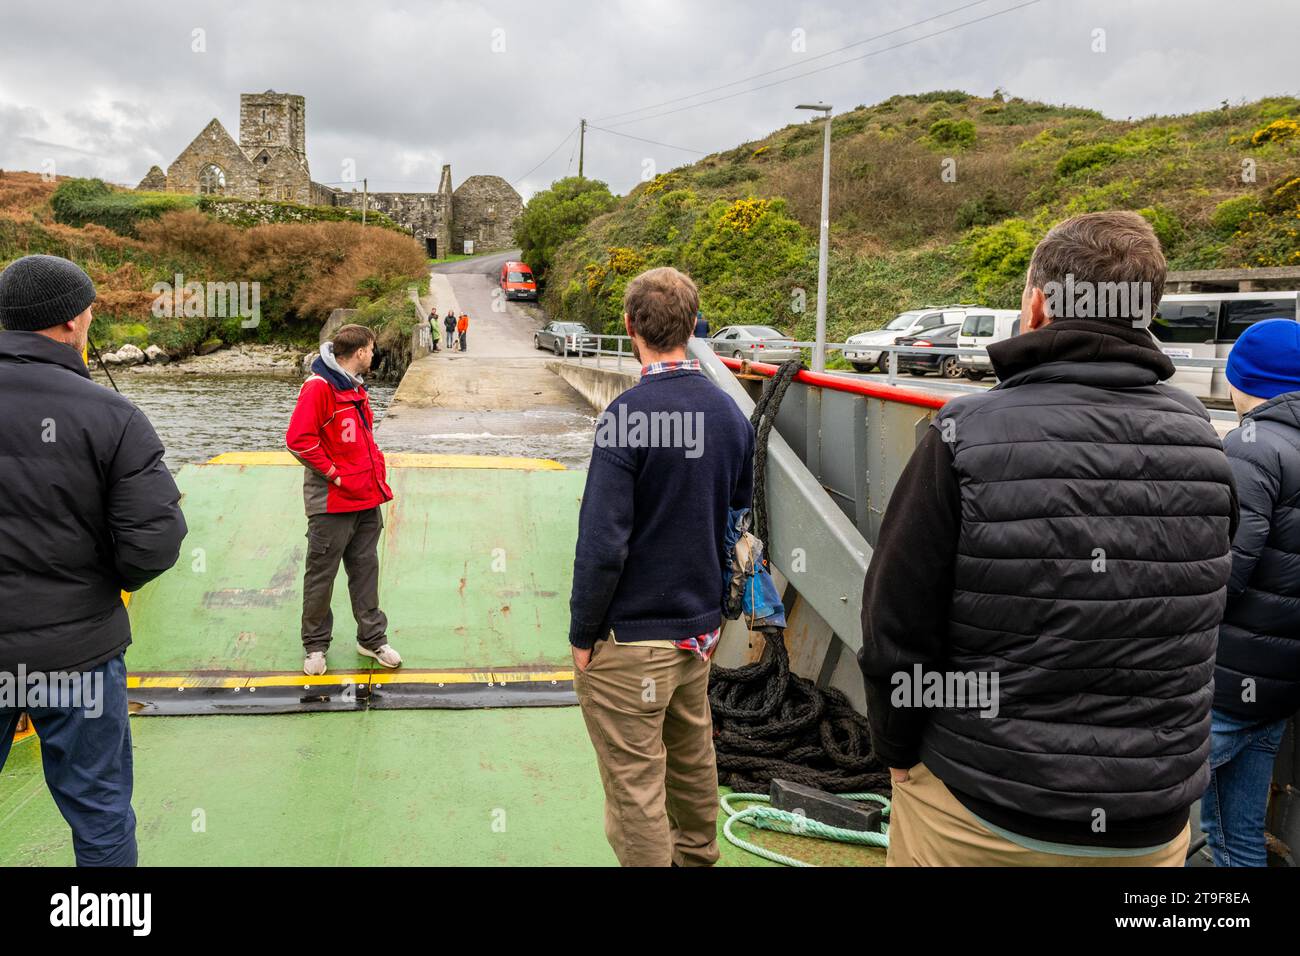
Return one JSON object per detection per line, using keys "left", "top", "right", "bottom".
{"left": 126, "top": 669, "right": 574, "bottom": 690}
{"left": 204, "top": 451, "right": 564, "bottom": 471}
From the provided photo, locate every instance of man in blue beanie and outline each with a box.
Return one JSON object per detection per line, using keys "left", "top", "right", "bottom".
{"left": 1204, "top": 317, "right": 1300, "bottom": 866}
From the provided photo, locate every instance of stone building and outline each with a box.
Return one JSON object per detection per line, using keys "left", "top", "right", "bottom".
{"left": 139, "top": 91, "right": 523, "bottom": 258}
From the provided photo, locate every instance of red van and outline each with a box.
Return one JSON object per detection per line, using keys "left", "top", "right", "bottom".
{"left": 499, "top": 261, "right": 538, "bottom": 301}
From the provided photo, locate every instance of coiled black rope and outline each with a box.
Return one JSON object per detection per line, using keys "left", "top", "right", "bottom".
{"left": 709, "top": 359, "right": 890, "bottom": 795}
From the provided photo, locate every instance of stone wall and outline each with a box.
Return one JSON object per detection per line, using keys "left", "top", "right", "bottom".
{"left": 334, "top": 190, "right": 452, "bottom": 257}
{"left": 452, "top": 175, "right": 522, "bottom": 253}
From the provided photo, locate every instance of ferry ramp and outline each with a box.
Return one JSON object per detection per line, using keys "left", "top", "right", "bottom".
{"left": 0, "top": 454, "right": 882, "bottom": 866}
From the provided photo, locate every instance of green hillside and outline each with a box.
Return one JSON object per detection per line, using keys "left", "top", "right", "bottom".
{"left": 537, "top": 91, "right": 1300, "bottom": 358}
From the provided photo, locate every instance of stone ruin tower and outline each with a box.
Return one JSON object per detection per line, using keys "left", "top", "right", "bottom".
{"left": 239, "top": 91, "right": 308, "bottom": 174}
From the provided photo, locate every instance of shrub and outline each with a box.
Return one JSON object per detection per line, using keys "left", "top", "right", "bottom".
{"left": 1055, "top": 142, "right": 1123, "bottom": 177}
{"left": 695, "top": 166, "right": 761, "bottom": 189}
{"left": 913, "top": 91, "right": 974, "bottom": 105}
{"left": 962, "top": 218, "right": 1040, "bottom": 303}
{"left": 52, "top": 178, "right": 197, "bottom": 237}
{"left": 514, "top": 176, "right": 618, "bottom": 279}
{"left": 1250, "top": 119, "right": 1300, "bottom": 147}
{"left": 1138, "top": 205, "right": 1184, "bottom": 250}
{"left": 956, "top": 192, "right": 1014, "bottom": 229}
{"left": 928, "top": 118, "right": 977, "bottom": 148}
{"left": 1264, "top": 176, "right": 1300, "bottom": 214}
{"left": 1211, "top": 195, "right": 1263, "bottom": 234}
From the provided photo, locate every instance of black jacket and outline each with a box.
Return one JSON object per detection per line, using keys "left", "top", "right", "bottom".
{"left": 1216, "top": 391, "right": 1300, "bottom": 722}
{"left": 0, "top": 332, "right": 187, "bottom": 672}
{"left": 858, "top": 319, "right": 1238, "bottom": 847}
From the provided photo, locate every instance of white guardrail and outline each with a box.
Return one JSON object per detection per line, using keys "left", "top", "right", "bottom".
{"left": 548, "top": 333, "right": 1228, "bottom": 387}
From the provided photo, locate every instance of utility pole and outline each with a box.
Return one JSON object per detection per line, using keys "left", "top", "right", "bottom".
{"left": 361, "top": 177, "right": 367, "bottom": 227}
{"left": 797, "top": 103, "right": 832, "bottom": 372}
{"left": 578, "top": 119, "right": 586, "bottom": 179}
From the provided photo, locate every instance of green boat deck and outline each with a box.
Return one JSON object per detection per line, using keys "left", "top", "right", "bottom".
{"left": 0, "top": 455, "right": 884, "bottom": 867}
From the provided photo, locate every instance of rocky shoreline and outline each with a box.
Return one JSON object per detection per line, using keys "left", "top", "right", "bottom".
{"left": 96, "top": 343, "right": 309, "bottom": 377}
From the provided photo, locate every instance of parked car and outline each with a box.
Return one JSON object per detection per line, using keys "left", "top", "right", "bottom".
{"left": 500, "top": 260, "right": 538, "bottom": 301}
{"left": 894, "top": 324, "right": 964, "bottom": 378}
{"left": 843, "top": 306, "right": 972, "bottom": 372}
{"left": 534, "top": 321, "right": 595, "bottom": 355}
{"left": 708, "top": 325, "right": 800, "bottom": 362}
{"left": 956, "top": 309, "right": 1021, "bottom": 380}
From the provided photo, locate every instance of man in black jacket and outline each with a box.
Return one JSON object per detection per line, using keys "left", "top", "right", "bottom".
{"left": 1202, "top": 317, "right": 1300, "bottom": 866}
{"left": 859, "top": 212, "right": 1237, "bottom": 865}
{"left": 0, "top": 255, "right": 187, "bottom": 866}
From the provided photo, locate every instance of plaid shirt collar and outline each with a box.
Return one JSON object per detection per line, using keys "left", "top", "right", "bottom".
{"left": 640, "top": 359, "right": 700, "bottom": 378}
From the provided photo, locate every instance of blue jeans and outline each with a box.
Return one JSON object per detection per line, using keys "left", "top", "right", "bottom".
{"left": 0, "top": 654, "right": 137, "bottom": 866}
{"left": 1200, "top": 709, "right": 1286, "bottom": 867}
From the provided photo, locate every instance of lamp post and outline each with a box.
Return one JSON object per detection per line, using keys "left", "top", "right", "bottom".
{"left": 796, "top": 102, "right": 832, "bottom": 372}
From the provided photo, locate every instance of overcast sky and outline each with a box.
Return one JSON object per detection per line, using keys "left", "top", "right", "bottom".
{"left": 1, "top": 0, "right": 1295, "bottom": 200}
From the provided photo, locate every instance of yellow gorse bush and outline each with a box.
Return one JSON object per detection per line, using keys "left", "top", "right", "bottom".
{"left": 1250, "top": 118, "right": 1300, "bottom": 146}
{"left": 718, "top": 197, "right": 770, "bottom": 234}
{"left": 606, "top": 246, "right": 644, "bottom": 275}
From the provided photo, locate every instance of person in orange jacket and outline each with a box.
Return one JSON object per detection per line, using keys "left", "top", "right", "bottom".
{"left": 457, "top": 312, "right": 469, "bottom": 352}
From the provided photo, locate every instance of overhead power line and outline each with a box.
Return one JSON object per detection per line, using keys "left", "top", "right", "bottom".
{"left": 584, "top": 125, "right": 706, "bottom": 155}
{"left": 593, "top": 0, "right": 996, "bottom": 124}
{"left": 603, "top": 0, "right": 1046, "bottom": 129}
{"left": 513, "top": 123, "right": 580, "bottom": 186}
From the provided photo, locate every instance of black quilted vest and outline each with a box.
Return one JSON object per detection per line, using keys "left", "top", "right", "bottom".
{"left": 921, "top": 320, "right": 1236, "bottom": 841}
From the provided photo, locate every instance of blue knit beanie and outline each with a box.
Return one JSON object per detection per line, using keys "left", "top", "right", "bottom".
{"left": 1226, "top": 318, "right": 1300, "bottom": 400}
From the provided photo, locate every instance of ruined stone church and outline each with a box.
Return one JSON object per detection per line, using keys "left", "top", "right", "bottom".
{"left": 137, "top": 91, "right": 522, "bottom": 257}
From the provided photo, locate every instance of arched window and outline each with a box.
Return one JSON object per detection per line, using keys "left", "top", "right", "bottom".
{"left": 198, "top": 163, "right": 226, "bottom": 195}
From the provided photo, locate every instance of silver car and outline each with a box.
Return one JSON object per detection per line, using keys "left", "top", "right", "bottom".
{"left": 708, "top": 325, "right": 800, "bottom": 363}
{"left": 534, "top": 321, "right": 596, "bottom": 356}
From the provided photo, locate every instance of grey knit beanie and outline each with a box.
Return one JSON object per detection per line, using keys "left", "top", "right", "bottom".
{"left": 0, "top": 255, "right": 97, "bottom": 332}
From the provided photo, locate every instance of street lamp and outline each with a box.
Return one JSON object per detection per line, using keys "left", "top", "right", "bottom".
{"left": 796, "top": 102, "right": 832, "bottom": 372}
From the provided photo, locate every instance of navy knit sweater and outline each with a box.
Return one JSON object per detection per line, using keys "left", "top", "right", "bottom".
{"left": 568, "top": 368, "right": 755, "bottom": 649}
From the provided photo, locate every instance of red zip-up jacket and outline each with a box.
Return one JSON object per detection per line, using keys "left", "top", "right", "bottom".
{"left": 286, "top": 368, "right": 393, "bottom": 516}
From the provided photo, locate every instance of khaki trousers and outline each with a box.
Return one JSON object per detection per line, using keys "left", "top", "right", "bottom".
{"left": 574, "top": 636, "right": 720, "bottom": 867}
{"left": 887, "top": 763, "right": 1189, "bottom": 867}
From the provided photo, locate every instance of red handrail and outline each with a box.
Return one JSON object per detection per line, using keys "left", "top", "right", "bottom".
{"left": 719, "top": 356, "right": 948, "bottom": 410}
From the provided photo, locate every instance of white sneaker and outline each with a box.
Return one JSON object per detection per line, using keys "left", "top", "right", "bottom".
{"left": 303, "top": 652, "right": 327, "bottom": 676}
{"left": 358, "top": 643, "right": 402, "bottom": 668}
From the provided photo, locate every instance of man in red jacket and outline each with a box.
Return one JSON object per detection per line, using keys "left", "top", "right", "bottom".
{"left": 286, "top": 325, "right": 401, "bottom": 676}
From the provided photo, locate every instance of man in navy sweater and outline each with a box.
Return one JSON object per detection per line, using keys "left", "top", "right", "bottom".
{"left": 569, "top": 266, "right": 754, "bottom": 867}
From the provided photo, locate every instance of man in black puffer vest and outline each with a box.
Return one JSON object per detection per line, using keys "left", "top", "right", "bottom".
{"left": 859, "top": 212, "right": 1238, "bottom": 865}
{"left": 1201, "top": 318, "right": 1300, "bottom": 867}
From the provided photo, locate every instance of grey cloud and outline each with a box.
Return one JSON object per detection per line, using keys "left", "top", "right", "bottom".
{"left": 1, "top": 0, "right": 1295, "bottom": 197}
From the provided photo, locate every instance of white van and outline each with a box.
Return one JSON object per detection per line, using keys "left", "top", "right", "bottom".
{"left": 1152, "top": 292, "right": 1300, "bottom": 402}
{"left": 956, "top": 309, "right": 1022, "bottom": 380}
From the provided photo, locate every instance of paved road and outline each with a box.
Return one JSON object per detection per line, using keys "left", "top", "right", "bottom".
{"left": 432, "top": 248, "right": 520, "bottom": 277}
{"left": 378, "top": 251, "right": 597, "bottom": 466}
